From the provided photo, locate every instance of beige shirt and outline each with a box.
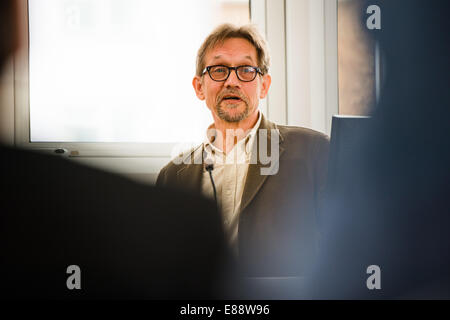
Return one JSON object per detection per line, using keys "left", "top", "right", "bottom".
{"left": 201, "top": 112, "right": 262, "bottom": 257}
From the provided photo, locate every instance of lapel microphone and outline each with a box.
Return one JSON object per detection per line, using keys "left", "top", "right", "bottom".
{"left": 205, "top": 164, "right": 217, "bottom": 205}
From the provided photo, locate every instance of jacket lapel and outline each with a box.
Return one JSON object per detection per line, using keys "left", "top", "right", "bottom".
{"left": 240, "top": 114, "right": 285, "bottom": 214}
{"left": 173, "top": 115, "right": 285, "bottom": 208}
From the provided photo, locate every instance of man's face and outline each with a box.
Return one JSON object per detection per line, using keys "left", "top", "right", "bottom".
{"left": 193, "top": 37, "right": 271, "bottom": 124}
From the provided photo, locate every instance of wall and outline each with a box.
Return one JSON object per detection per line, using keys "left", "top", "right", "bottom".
{"left": 0, "top": 58, "right": 15, "bottom": 145}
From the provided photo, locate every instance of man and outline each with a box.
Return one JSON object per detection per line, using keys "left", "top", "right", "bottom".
{"left": 0, "top": 0, "right": 229, "bottom": 299}
{"left": 157, "top": 24, "right": 329, "bottom": 278}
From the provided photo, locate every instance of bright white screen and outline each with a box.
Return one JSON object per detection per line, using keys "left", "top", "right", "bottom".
{"left": 29, "top": 0, "right": 249, "bottom": 142}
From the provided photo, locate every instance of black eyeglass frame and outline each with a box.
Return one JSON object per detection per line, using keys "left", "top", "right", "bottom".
{"left": 202, "top": 65, "right": 263, "bottom": 82}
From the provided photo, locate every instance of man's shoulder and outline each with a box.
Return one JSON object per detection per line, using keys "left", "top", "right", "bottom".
{"left": 157, "top": 144, "right": 203, "bottom": 184}
{"left": 268, "top": 124, "right": 329, "bottom": 162}
{"left": 160, "top": 144, "right": 203, "bottom": 170}
{"left": 275, "top": 124, "right": 329, "bottom": 143}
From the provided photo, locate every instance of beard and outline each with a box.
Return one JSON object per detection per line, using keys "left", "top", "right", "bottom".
{"left": 216, "top": 101, "right": 249, "bottom": 122}
{"left": 215, "top": 90, "right": 250, "bottom": 122}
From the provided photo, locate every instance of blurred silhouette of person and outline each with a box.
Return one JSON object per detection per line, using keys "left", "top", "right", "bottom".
{"left": 0, "top": 0, "right": 231, "bottom": 299}
{"left": 307, "top": 0, "right": 450, "bottom": 299}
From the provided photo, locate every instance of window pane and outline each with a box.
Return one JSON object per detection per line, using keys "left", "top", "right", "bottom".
{"left": 29, "top": 0, "right": 250, "bottom": 142}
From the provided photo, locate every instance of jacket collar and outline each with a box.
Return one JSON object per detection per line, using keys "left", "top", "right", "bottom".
{"left": 175, "top": 113, "right": 285, "bottom": 212}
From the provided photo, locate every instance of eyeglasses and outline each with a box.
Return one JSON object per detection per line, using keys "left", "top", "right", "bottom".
{"left": 202, "top": 65, "right": 263, "bottom": 82}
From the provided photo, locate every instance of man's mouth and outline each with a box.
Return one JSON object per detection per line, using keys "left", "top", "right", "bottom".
{"left": 222, "top": 95, "right": 242, "bottom": 102}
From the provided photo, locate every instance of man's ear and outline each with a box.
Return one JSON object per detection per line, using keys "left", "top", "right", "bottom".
{"left": 259, "top": 74, "right": 271, "bottom": 99}
{"left": 192, "top": 76, "right": 205, "bottom": 100}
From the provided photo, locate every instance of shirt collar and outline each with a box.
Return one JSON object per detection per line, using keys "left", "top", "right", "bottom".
{"left": 203, "top": 111, "right": 262, "bottom": 155}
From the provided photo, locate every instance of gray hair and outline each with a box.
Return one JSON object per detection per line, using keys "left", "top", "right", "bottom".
{"left": 195, "top": 23, "right": 271, "bottom": 77}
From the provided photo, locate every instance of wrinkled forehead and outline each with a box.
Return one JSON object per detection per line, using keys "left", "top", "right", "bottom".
{"left": 205, "top": 38, "right": 258, "bottom": 65}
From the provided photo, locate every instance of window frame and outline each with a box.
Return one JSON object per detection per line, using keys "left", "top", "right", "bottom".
{"left": 13, "top": 0, "right": 338, "bottom": 167}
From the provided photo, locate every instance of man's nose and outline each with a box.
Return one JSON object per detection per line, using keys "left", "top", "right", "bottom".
{"left": 224, "top": 69, "right": 241, "bottom": 88}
